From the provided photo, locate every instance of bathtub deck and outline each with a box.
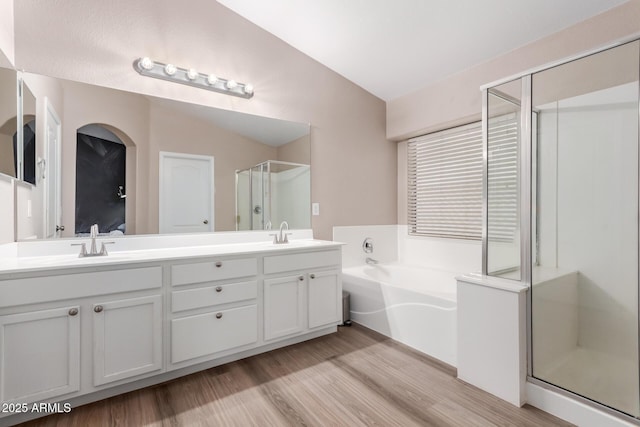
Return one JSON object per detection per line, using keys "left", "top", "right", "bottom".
{"left": 19, "top": 324, "right": 571, "bottom": 427}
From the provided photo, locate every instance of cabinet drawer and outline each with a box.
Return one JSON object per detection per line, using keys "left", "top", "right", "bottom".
{"left": 171, "top": 305, "right": 257, "bottom": 364}
{"left": 171, "top": 281, "right": 257, "bottom": 313}
{"left": 171, "top": 258, "right": 257, "bottom": 286}
{"left": 264, "top": 250, "right": 341, "bottom": 275}
{"left": 0, "top": 267, "right": 162, "bottom": 308}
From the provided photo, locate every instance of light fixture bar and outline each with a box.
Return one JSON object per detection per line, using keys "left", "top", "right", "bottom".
{"left": 133, "top": 57, "right": 254, "bottom": 99}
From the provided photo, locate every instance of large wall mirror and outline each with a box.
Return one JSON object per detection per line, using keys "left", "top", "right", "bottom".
{"left": 0, "top": 69, "right": 37, "bottom": 185}
{"left": 19, "top": 73, "right": 310, "bottom": 239}
{"left": 0, "top": 67, "right": 18, "bottom": 180}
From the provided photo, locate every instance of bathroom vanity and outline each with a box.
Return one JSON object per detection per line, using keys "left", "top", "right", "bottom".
{"left": 0, "top": 232, "right": 342, "bottom": 426}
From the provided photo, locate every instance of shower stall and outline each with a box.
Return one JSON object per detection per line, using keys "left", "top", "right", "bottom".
{"left": 483, "top": 39, "right": 640, "bottom": 420}
{"left": 235, "top": 160, "right": 311, "bottom": 231}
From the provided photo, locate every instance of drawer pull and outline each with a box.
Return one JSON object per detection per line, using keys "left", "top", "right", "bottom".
{"left": 310, "top": 274, "right": 316, "bottom": 279}
{"left": 94, "top": 305, "right": 104, "bottom": 313}
{"left": 215, "top": 312, "right": 223, "bottom": 319}
{"left": 215, "top": 261, "right": 223, "bottom": 268}
{"left": 298, "top": 275, "right": 304, "bottom": 281}
{"left": 215, "top": 286, "right": 223, "bottom": 293}
{"left": 68, "top": 308, "right": 78, "bottom": 316}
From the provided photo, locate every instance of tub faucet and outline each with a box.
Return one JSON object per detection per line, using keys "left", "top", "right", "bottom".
{"left": 366, "top": 257, "right": 379, "bottom": 265}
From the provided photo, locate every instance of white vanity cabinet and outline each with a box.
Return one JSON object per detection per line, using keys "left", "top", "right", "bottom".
{"left": 0, "top": 238, "right": 343, "bottom": 426}
{"left": 169, "top": 258, "right": 259, "bottom": 366}
{"left": 263, "top": 250, "right": 342, "bottom": 341}
{"left": 0, "top": 265, "right": 163, "bottom": 410}
{"left": 0, "top": 306, "right": 80, "bottom": 404}
{"left": 92, "top": 294, "right": 163, "bottom": 386}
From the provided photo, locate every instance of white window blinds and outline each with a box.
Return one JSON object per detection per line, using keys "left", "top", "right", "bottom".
{"left": 407, "top": 122, "right": 483, "bottom": 240}
{"left": 407, "top": 116, "right": 519, "bottom": 241}
{"left": 487, "top": 113, "right": 519, "bottom": 243}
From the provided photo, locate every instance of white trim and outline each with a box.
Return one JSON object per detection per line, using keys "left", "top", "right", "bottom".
{"left": 43, "top": 97, "right": 62, "bottom": 239}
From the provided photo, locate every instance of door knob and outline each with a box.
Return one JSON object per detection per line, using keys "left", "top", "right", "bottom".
{"left": 94, "top": 305, "right": 104, "bottom": 313}
{"left": 56, "top": 225, "right": 65, "bottom": 231}
{"left": 68, "top": 308, "right": 78, "bottom": 316}
{"left": 203, "top": 219, "right": 209, "bottom": 224}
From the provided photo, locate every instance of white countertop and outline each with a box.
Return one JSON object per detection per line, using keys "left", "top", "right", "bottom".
{"left": 0, "top": 239, "right": 343, "bottom": 276}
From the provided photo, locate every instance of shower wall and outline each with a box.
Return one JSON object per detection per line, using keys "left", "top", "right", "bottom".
{"left": 536, "top": 84, "right": 638, "bottom": 359}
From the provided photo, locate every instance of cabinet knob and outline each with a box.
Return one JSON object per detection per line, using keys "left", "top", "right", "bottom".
{"left": 298, "top": 276, "right": 304, "bottom": 281}
{"left": 215, "top": 261, "right": 222, "bottom": 268}
{"left": 68, "top": 308, "right": 78, "bottom": 316}
{"left": 216, "top": 286, "right": 223, "bottom": 293}
{"left": 94, "top": 305, "right": 104, "bottom": 313}
{"left": 215, "top": 312, "right": 223, "bottom": 319}
{"left": 310, "top": 274, "right": 316, "bottom": 279}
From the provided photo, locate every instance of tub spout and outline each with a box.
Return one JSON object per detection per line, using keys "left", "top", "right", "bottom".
{"left": 366, "top": 257, "right": 379, "bottom": 265}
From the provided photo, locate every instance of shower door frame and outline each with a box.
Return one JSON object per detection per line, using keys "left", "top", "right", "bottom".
{"left": 481, "top": 34, "right": 640, "bottom": 423}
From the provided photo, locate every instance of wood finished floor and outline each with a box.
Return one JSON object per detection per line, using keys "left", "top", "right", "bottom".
{"left": 18, "top": 324, "right": 573, "bottom": 427}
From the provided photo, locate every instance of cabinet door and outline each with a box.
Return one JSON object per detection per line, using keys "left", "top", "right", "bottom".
{"left": 308, "top": 270, "right": 341, "bottom": 329}
{"left": 264, "top": 274, "right": 305, "bottom": 341}
{"left": 0, "top": 306, "right": 80, "bottom": 403}
{"left": 93, "top": 295, "right": 162, "bottom": 386}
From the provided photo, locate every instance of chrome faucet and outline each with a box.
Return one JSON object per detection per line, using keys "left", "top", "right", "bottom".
{"left": 71, "top": 224, "right": 115, "bottom": 257}
{"left": 269, "top": 221, "right": 292, "bottom": 244}
{"left": 89, "top": 224, "right": 99, "bottom": 255}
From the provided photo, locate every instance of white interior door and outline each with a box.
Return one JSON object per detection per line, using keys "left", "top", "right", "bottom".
{"left": 44, "top": 98, "right": 62, "bottom": 238}
{"left": 159, "top": 152, "right": 214, "bottom": 234}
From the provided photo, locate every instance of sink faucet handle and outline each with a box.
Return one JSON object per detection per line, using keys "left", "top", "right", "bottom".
{"left": 284, "top": 232, "right": 293, "bottom": 243}
{"left": 268, "top": 233, "right": 279, "bottom": 244}
{"left": 71, "top": 243, "right": 88, "bottom": 258}
{"left": 99, "top": 241, "right": 115, "bottom": 256}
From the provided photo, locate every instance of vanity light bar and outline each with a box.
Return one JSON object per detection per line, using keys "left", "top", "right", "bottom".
{"left": 133, "top": 57, "right": 254, "bottom": 99}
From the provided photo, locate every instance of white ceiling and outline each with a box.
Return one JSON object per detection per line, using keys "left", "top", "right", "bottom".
{"left": 217, "top": 0, "right": 629, "bottom": 101}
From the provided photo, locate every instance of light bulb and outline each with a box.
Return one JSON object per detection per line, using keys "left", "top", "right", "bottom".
{"left": 139, "top": 57, "right": 154, "bottom": 70}
{"left": 164, "top": 64, "right": 177, "bottom": 76}
{"left": 243, "top": 84, "right": 254, "bottom": 95}
{"left": 226, "top": 79, "right": 238, "bottom": 90}
{"left": 207, "top": 74, "right": 218, "bottom": 85}
{"left": 186, "top": 68, "right": 198, "bottom": 80}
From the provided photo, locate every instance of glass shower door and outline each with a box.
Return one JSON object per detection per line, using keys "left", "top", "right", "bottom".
{"left": 530, "top": 40, "right": 640, "bottom": 417}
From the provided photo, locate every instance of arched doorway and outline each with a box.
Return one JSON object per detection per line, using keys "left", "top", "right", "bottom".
{"left": 75, "top": 124, "right": 128, "bottom": 235}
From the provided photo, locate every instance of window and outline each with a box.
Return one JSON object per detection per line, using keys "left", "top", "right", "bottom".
{"left": 407, "top": 116, "right": 519, "bottom": 241}
{"left": 407, "top": 121, "right": 483, "bottom": 240}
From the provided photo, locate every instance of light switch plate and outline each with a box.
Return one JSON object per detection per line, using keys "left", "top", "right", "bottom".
{"left": 312, "top": 203, "right": 320, "bottom": 216}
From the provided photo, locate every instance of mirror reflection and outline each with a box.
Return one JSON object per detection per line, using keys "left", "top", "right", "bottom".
{"left": 0, "top": 67, "right": 17, "bottom": 179}
{"left": 20, "top": 73, "right": 310, "bottom": 239}
{"left": 21, "top": 81, "right": 36, "bottom": 185}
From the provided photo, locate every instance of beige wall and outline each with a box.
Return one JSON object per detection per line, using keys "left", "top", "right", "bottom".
{"left": 393, "top": 1, "right": 640, "bottom": 223}
{"left": 0, "top": 175, "right": 13, "bottom": 243}
{"left": 387, "top": 1, "right": 640, "bottom": 141}
{"left": 277, "top": 136, "right": 310, "bottom": 165}
{"left": 13, "top": 0, "right": 395, "bottom": 240}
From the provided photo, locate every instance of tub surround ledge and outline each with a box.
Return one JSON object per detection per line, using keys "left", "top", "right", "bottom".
{"left": 456, "top": 274, "right": 527, "bottom": 407}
